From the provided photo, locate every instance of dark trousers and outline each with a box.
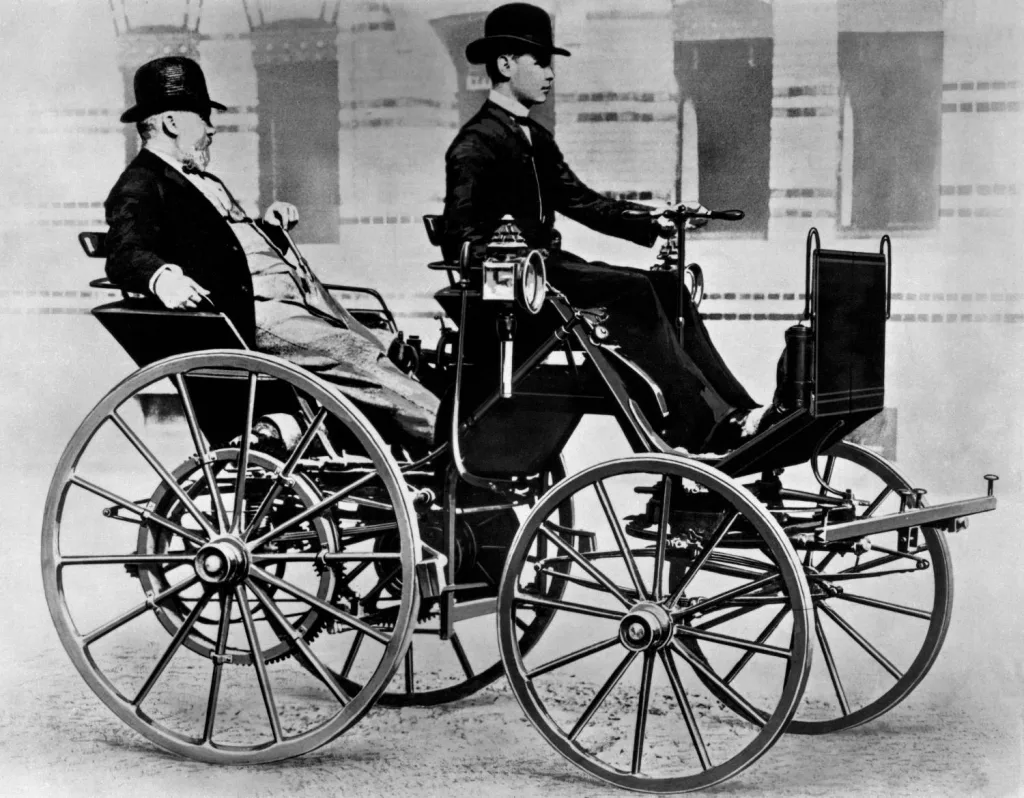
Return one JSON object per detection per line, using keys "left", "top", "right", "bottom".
{"left": 547, "top": 253, "right": 758, "bottom": 451}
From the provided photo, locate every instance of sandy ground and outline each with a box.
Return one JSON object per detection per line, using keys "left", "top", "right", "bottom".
{"left": 1, "top": 314, "right": 1022, "bottom": 797}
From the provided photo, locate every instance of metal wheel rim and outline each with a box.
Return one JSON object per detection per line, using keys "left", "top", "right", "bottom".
{"left": 785, "top": 440, "right": 953, "bottom": 735}
{"left": 41, "top": 350, "right": 421, "bottom": 763}
{"left": 497, "top": 453, "right": 813, "bottom": 793}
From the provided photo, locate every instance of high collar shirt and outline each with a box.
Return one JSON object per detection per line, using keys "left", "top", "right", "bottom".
{"left": 488, "top": 89, "right": 533, "bottom": 144}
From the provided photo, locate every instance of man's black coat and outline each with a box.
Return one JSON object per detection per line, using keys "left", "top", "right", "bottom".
{"left": 442, "top": 100, "right": 660, "bottom": 262}
{"left": 442, "top": 100, "right": 756, "bottom": 451}
{"left": 104, "top": 149, "right": 288, "bottom": 347}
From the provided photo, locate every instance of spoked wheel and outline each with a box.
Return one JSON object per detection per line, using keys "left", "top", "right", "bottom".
{"left": 339, "top": 460, "right": 576, "bottom": 707}
{"left": 42, "top": 351, "right": 420, "bottom": 763}
{"left": 741, "top": 440, "right": 953, "bottom": 734}
{"left": 497, "top": 454, "right": 813, "bottom": 793}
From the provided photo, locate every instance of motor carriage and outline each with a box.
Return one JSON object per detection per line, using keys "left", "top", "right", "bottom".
{"left": 43, "top": 207, "right": 997, "bottom": 792}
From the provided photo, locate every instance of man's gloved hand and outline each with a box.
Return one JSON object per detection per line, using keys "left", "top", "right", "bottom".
{"left": 263, "top": 201, "right": 299, "bottom": 229}
{"left": 656, "top": 201, "right": 710, "bottom": 237}
{"left": 152, "top": 265, "right": 212, "bottom": 311}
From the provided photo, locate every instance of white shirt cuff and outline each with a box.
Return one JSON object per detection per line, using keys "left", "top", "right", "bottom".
{"left": 148, "top": 263, "right": 183, "bottom": 295}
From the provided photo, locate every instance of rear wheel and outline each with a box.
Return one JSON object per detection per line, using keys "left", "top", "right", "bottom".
{"left": 42, "top": 351, "right": 420, "bottom": 763}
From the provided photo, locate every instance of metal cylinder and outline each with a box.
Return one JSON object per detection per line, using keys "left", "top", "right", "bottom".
{"left": 497, "top": 313, "right": 517, "bottom": 399}
{"left": 783, "top": 324, "right": 813, "bottom": 409}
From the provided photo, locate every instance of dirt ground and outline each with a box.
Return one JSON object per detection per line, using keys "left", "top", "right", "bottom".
{"left": 2, "top": 316, "right": 1022, "bottom": 798}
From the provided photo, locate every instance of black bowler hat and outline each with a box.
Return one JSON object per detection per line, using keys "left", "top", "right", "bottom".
{"left": 466, "top": 3, "right": 570, "bottom": 65}
{"left": 120, "top": 56, "right": 227, "bottom": 124}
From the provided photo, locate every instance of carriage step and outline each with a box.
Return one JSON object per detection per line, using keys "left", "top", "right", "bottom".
{"left": 818, "top": 493, "right": 996, "bottom": 543}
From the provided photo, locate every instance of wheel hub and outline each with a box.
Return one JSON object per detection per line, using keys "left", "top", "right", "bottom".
{"left": 619, "top": 602, "right": 674, "bottom": 651}
{"left": 194, "top": 537, "right": 250, "bottom": 586}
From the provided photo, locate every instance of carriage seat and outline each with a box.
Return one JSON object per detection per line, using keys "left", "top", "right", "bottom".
{"left": 78, "top": 229, "right": 400, "bottom": 367}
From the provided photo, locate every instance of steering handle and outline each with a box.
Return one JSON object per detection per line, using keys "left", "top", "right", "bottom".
{"left": 624, "top": 207, "right": 745, "bottom": 223}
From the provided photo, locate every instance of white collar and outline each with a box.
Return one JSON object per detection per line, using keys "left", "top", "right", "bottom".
{"left": 488, "top": 89, "right": 531, "bottom": 120}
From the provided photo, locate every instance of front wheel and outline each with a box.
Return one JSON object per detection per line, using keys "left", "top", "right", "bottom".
{"left": 497, "top": 454, "right": 813, "bottom": 793}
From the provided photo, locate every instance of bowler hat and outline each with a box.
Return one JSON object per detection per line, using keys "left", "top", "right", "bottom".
{"left": 466, "top": 3, "right": 570, "bottom": 65}
{"left": 120, "top": 56, "right": 227, "bottom": 124}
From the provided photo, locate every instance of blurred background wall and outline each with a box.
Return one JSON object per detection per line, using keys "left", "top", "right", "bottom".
{"left": 0, "top": 0, "right": 1021, "bottom": 491}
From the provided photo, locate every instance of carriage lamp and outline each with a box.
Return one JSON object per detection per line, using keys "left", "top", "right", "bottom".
{"left": 481, "top": 215, "right": 548, "bottom": 314}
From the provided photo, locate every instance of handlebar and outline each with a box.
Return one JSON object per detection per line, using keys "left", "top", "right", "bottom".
{"left": 623, "top": 206, "right": 745, "bottom": 224}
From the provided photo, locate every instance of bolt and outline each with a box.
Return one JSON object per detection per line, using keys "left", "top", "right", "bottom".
{"left": 912, "top": 488, "right": 927, "bottom": 509}
{"left": 627, "top": 622, "right": 646, "bottom": 642}
{"left": 954, "top": 518, "right": 969, "bottom": 533}
{"left": 896, "top": 489, "right": 913, "bottom": 513}
{"left": 984, "top": 474, "right": 999, "bottom": 497}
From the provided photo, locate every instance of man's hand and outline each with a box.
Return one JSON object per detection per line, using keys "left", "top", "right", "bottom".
{"left": 656, "top": 201, "right": 710, "bottom": 237}
{"left": 153, "top": 267, "right": 212, "bottom": 311}
{"left": 263, "top": 201, "right": 299, "bottom": 230}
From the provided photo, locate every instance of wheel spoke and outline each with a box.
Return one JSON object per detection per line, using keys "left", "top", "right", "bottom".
{"left": 201, "top": 590, "right": 234, "bottom": 743}
{"left": 819, "top": 601, "right": 903, "bottom": 680}
{"left": 692, "top": 603, "right": 762, "bottom": 632}
{"left": 108, "top": 411, "right": 217, "bottom": 539}
{"left": 723, "top": 607, "right": 789, "bottom": 684}
{"left": 527, "top": 636, "right": 620, "bottom": 679}
{"left": 672, "top": 572, "right": 781, "bottom": 620}
{"left": 360, "top": 564, "right": 401, "bottom": 605}
{"left": 235, "top": 584, "right": 284, "bottom": 742}
{"left": 671, "top": 640, "right": 766, "bottom": 724}
{"left": 243, "top": 407, "right": 328, "bottom": 541}
{"left": 514, "top": 593, "right": 625, "bottom": 622}
{"left": 594, "top": 480, "right": 648, "bottom": 600}
{"left": 249, "top": 565, "right": 391, "bottom": 644}
{"left": 659, "top": 649, "right": 712, "bottom": 770}
{"left": 666, "top": 512, "right": 739, "bottom": 607}
{"left": 449, "top": 633, "right": 475, "bottom": 679}
{"left": 339, "top": 632, "right": 364, "bottom": 679}
{"left": 534, "top": 567, "right": 640, "bottom": 601}
{"left": 230, "top": 373, "right": 258, "bottom": 534}
{"left": 631, "top": 652, "right": 656, "bottom": 774}
{"left": 133, "top": 588, "right": 213, "bottom": 707}
{"left": 60, "top": 554, "right": 194, "bottom": 567}
{"left": 68, "top": 475, "right": 206, "bottom": 547}
{"left": 863, "top": 485, "right": 893, "bottom": 518}
{"left": 814, "top": 608, "right": 850, "bottom": 716}
{"left": 836, "top": 591, "right": 931, "bottom": 620}
{"left": 83, "top": 574, "right": 201, "bottom": 645}
{"left": 653, "top": 477, "right": 673, "bottom": 601}
{"left": 538, "top": 526, "right": 634, "bottom": 608}
{"left": 676, "top": 622, "right": 792, "bottom": 659}
{"left": 173, "top": 374, "right": 230, "bottom": 534}
{"left": 247, "top": 471, "right": 381, "bottom": 551}
{"left": 569, "top": 649, "right": 638, "bottom": 741}
{"left": 246, "top": 580, "right": 350, "bottom": 706}
{"left": 403, "top": 646, "right": 415, "bottom": 694}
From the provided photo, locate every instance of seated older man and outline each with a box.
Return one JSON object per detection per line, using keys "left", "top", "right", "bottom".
{"left": 104, "top": 56, "right": 439, "bottom": 454}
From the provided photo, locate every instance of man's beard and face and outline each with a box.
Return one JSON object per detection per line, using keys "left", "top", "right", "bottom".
{"left": 174, "top": 110, "right": 214, "bottom": 171}
{"left": 506, "top": 52, "right": 554, "bottom": 107}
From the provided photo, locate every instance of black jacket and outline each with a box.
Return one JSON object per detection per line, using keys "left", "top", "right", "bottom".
{"left": 442, "top": 101, "right": 660, "bottom": 262}
{"left": 104, "top": 149, "right": 287, "bottom": 346}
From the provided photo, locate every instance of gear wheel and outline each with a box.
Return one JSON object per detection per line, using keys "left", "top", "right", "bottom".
{"left": 135, "top": 449, "right": 343, "bottom": 666}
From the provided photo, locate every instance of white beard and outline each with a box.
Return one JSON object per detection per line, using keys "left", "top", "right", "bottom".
{"left": 180, "top": 142, "right": 211, "bottom": 172}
